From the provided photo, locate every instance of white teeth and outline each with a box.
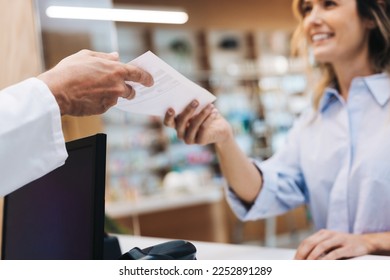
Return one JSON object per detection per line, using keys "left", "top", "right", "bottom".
{"left": 312, "top": 33, "right": 331, "bottom": 42}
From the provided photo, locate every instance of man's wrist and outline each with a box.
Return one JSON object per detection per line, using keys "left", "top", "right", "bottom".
{"left": 37, "top": 72, "right": 68, "bottom": 115}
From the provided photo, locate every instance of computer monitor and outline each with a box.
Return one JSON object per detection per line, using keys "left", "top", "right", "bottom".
{"left": 1, "top": 133, "right": 107, "bottom": 260}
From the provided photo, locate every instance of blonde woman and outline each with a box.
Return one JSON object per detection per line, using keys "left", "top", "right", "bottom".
{"left": 164, "top": 0, "right": 390, "bottom": 259}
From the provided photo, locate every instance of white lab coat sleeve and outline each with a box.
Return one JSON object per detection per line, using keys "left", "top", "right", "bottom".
{"left": 0, "top": 78, "right": 68, "bottom": 196}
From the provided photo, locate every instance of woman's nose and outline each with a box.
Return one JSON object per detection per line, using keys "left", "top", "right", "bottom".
{"left": 305, "top": 5, "right": 324, "bottom": 25}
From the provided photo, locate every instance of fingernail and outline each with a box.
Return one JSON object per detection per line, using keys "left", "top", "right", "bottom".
{"left": 191, "top": 100, "right": 199, "bottom": 108}
{"left": 168, "top": 108, "right": 174, "bottom": 115}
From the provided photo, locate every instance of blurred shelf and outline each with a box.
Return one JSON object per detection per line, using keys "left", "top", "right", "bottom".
{"left": 106, "top": 185, "right": 223, "bottom": 218}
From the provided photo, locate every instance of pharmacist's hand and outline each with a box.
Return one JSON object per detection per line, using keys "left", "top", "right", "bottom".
{"left": 38, "top": 49, "right": 154, "bottom": 116}
{"left": 294, "top": 229, "right": 371, "bottom": 260}
{"left": 163, "top": 100, "right": 233, "bottom": 145}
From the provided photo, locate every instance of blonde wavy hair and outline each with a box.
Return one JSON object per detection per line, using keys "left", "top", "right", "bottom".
{"left": 291, "top": 0, "right": 390, "bottom": 110}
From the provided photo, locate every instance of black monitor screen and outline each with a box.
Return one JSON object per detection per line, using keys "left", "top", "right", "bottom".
{"left": 1, "top": 134, "right": 106, "bottom": 260}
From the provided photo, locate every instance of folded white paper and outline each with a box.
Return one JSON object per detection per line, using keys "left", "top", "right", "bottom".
{"left": 114, "top": 51, "right": 216, "bottom": 117}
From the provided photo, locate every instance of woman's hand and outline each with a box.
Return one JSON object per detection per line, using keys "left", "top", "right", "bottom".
{"left": 163, "top": 100, "right": 233, "bottom": 146}
{"left": 165, "top": 100, "right": 264, "bottom": 203}
{"left": 294, "top": 229, "right": 373, "bottom": 260}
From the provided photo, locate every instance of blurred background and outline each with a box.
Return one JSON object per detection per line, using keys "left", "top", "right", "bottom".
{"left": 1, "top": 0, "right": 314, "bottom": 249}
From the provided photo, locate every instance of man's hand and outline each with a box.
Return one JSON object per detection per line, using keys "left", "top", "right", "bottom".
{"left": 38, "top": 49, "right": 154, "bottom": 116}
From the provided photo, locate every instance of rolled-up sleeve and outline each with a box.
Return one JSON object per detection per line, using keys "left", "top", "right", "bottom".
{"left": 225, "top": 113, "right": 310, "bottom": 221}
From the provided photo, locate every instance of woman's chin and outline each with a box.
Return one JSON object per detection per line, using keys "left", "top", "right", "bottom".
{"left": 312, "top": 53, "right": 333, "bottom": 65}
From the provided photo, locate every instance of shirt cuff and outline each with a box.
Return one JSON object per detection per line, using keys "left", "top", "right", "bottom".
{"left": 33, "top": 78, "right": 67, "bottom": 160}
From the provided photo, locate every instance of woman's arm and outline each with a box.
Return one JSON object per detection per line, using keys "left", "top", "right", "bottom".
{"left": 164, "top": 100, "right": 263, "bottom": 203}
{"left": 214, "top": 134, "right": 263, "bottom": 203}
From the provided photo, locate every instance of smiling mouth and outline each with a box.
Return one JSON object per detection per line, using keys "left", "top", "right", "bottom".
{"left": 312, "top": 33, "right": 334, "bottom": 43}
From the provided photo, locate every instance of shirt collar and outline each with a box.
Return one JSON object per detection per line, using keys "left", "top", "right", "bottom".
{"left": 318, "top": 87, "right": 341, "bottom": 113}
{"left": 363, "top": 72, "right": 390, "bottom": 107}
{"left": 318, "top": 72, "right": 390, "bottom": 113}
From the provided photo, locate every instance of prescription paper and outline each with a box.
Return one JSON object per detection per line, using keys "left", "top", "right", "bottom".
{"left": 114, "top": 51, "right": 216, "bottom": 117}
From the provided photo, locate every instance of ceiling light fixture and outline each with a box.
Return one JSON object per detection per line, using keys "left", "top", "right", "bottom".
{"left": 46, "top": 6, "right": 189, "bottom": 24}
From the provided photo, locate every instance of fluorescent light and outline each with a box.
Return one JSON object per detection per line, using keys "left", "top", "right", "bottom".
{"left": 46, "top": 6, "right": 188, "bottom": 24}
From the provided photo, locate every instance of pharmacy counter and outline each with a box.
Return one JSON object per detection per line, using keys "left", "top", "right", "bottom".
{"left": 116, "top": 234, "right": 390, "bottom": 260}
